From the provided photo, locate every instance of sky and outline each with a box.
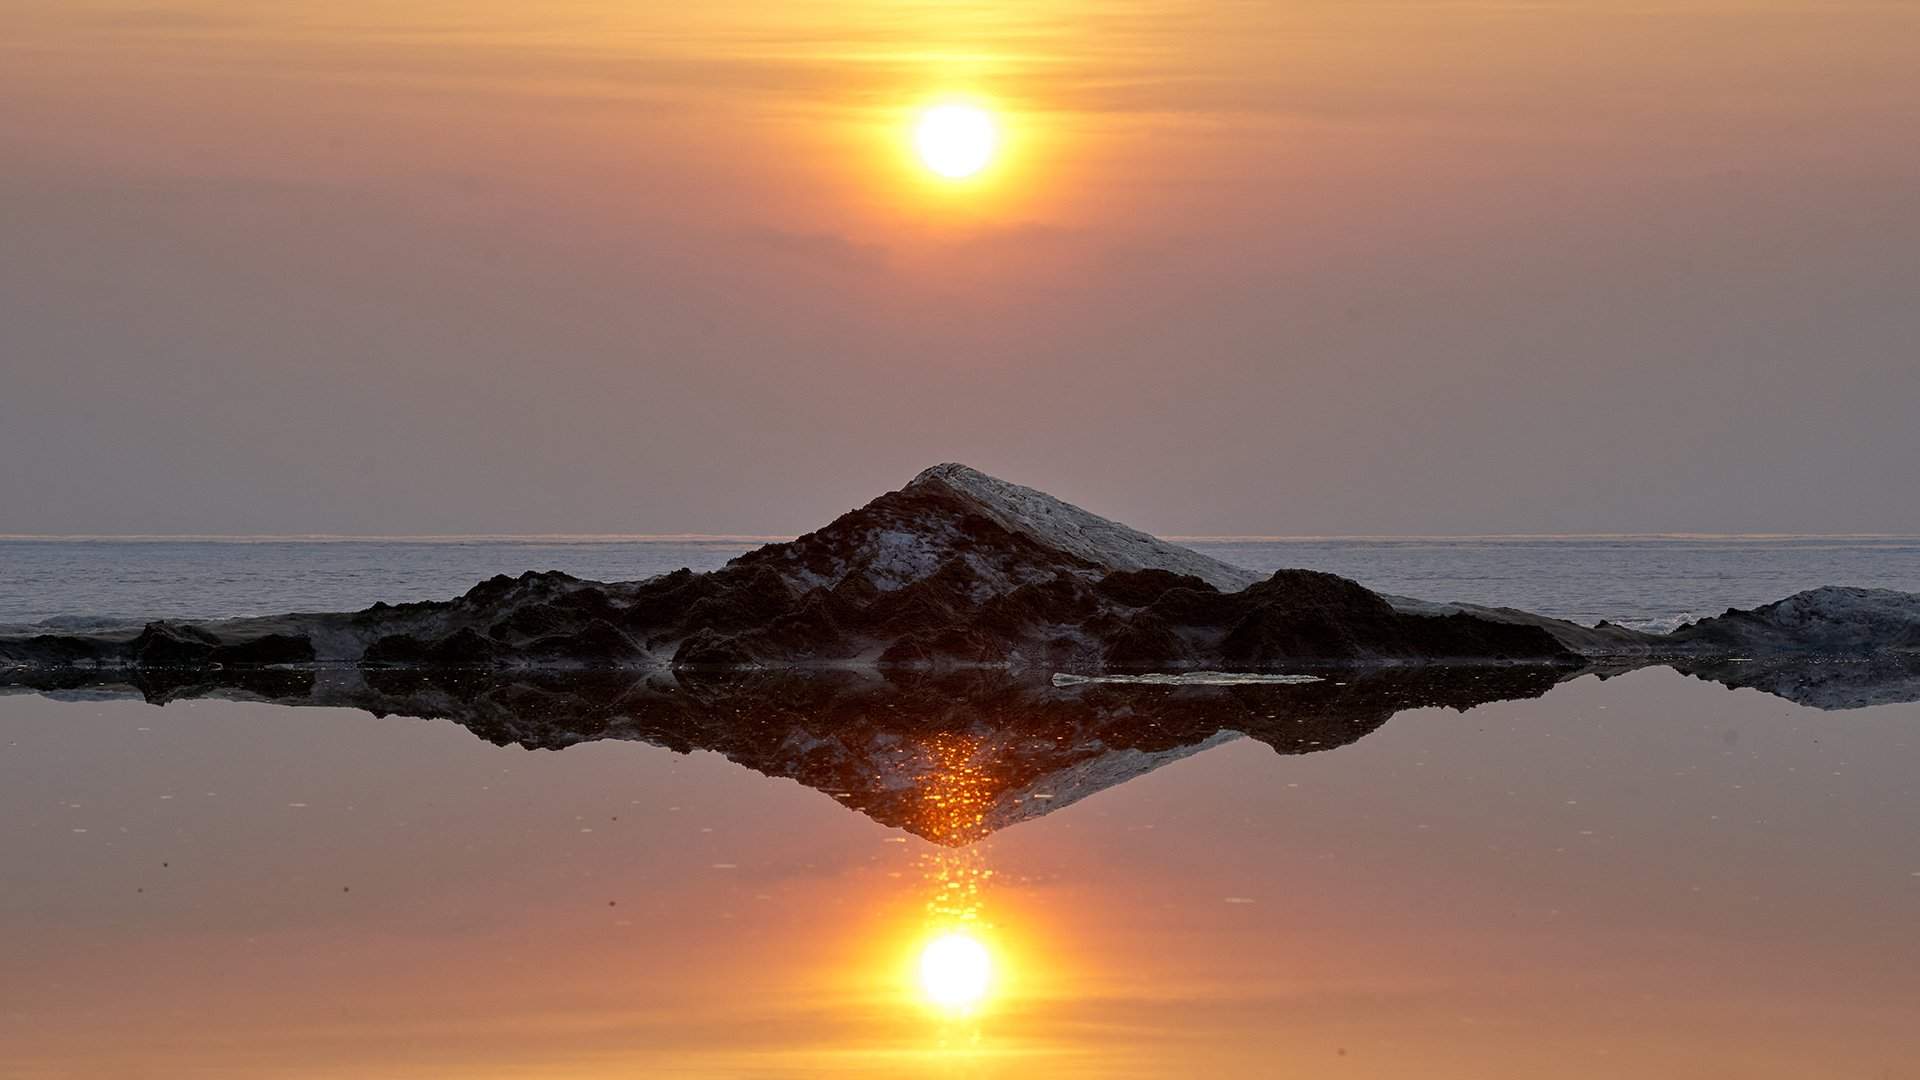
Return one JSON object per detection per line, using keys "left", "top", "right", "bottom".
{"left": 3, "top": 0, "right": 1917, "bottom": 537}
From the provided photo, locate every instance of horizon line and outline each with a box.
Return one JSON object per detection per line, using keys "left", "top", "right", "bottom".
{"left": 3, "top": 532, "right": 1918, "bottom": 544}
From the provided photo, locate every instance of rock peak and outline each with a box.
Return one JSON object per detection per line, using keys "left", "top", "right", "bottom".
{"left": 896, "top": 463, "right": 1261, "bottom": 592}
{"left": 906, "top": 462, "right": 990, "bottom": 490}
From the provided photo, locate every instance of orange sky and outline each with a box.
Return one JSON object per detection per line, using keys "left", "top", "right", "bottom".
{"left": 3, "top": 1, "right": 1918, "bottom": 534}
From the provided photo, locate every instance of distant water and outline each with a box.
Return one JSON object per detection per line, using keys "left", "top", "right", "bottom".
{"left": 3, "top": 535, "right": 1920, "bottom": 634}
{"left": 1197, "top": 535, "right": 1920, "bottom": 632}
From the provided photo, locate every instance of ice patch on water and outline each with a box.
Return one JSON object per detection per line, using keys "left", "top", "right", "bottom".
{"left": 1612, "top": 613, "right": 1702, "bottom": 634}
{"left": 0, "top": 614, "right": 146, "bottom": 636}
{"left": 1052, "top": 671, "right": 1324, "bottom": 687}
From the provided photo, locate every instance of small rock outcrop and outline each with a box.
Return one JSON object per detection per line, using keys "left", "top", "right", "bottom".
{"left": 1666, "top": 587, "right": 1920, "bottom": 655}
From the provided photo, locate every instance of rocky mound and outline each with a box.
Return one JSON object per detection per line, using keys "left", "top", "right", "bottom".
{"left": 2, "top": 465, "right": 1915, "bottom": 672}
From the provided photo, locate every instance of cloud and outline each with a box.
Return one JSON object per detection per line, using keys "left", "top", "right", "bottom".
{"left": 736, "top": 227, "right": 892, "bottom": 275}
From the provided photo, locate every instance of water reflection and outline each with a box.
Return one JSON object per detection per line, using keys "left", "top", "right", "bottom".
{"left": 911, "top": 733, "right": 1000, "bottom": 1023}
{"left": 5, "top": 660, "right": 1917, "bottom": 844}
{"left": 0, "top": 667, "right": 1577, "bottom": 841}
{"left": 5, "top": 666, "right": 1601, "bottom": 1064}
{"left": 1, "top": 666, "right": 1917, "bottom": 1077}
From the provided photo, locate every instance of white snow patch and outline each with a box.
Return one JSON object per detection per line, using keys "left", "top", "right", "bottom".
{"left": 1615, "top": 613, "right": 1702, "bottom": 634}
{"left": 915, "top": 464, "right": 1262, "bottom": 591}
{"left": 1052, "top": 671, "right": 1324, "bottom": 686}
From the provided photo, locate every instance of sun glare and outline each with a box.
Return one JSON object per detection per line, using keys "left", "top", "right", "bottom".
{"left": 913, "top": 103, "right": 998, "bottom": 180}
{"left": 918, "top": 931, "right": 993, "bottom": 1010}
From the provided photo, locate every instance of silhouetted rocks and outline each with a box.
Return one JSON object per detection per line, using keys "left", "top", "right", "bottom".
{"left": 2, "top": 465, "right": 1917, "bottom": 673}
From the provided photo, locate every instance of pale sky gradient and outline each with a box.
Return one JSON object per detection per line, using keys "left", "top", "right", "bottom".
{"left": 3, "top": 1, "right": 1916, "bottom": 536}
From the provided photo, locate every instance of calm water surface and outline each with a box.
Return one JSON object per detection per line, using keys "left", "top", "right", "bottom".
{"left": 2, "top": 668, "right": 1917, "bottom": 1078}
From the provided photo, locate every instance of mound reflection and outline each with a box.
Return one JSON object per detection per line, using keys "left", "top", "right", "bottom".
{"left": 0, "top": 667, "right": 1569, "bottom": 843}
{"left": 8, "top": 658, "right": 1912, "bottom": 842}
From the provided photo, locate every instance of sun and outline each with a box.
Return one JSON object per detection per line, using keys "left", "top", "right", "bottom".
{"left": 918, "top": 931, "right": 993, "bottom": 1010}
{"left": 913, "top": 103, "right": 999, "bottom": 180}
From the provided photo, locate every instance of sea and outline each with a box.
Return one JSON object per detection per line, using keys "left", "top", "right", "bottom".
{"left": 4, "top": 534, "right": 1920, "bottom": 634}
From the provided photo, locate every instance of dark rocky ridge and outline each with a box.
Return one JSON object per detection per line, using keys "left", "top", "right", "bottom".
{"left": 2, "top": 464, "right": 1917, "bottom": 673}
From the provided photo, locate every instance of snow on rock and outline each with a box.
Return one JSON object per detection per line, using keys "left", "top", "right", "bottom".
{"left": 909, "top": 463, "right": 1263, "bottom": 592}
{"left": 1052, "top": 671, "right": 1324, "bottom": 686}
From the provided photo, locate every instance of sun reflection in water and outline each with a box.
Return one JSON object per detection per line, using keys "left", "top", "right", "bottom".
{"left": 919, "top": 931, "right": 993, "bottom": 1010}
{"left": 910, "top": 733, "right": 1004, "bottom": 1018}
